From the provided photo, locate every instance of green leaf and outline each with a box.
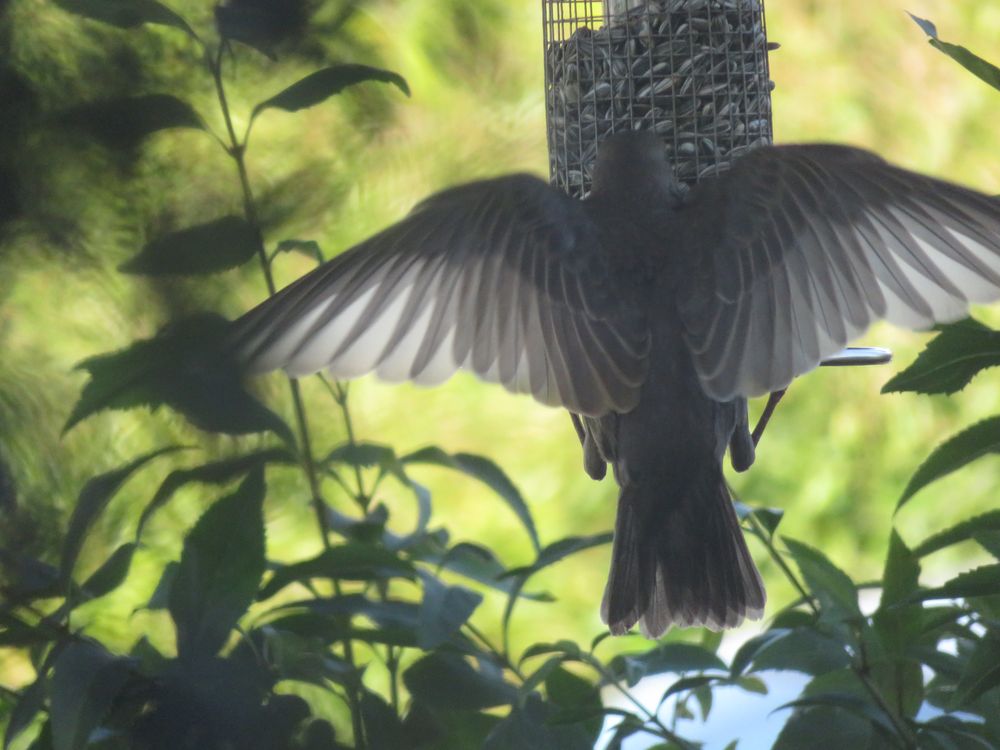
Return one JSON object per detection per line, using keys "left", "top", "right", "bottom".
{"left": 60, "top": 446, "right": 181, "bottom": 585}
{"left": 520, "top": 640, "right": 582, "bottom": 665}
{"left": 49, "top": 642, "right": 133, "bottom": 750}
{"left": 776, "top": 693, "right": 898, "bottom": 736}
{"left": 326, "top": 442, "right": 431, "bottom": 542}
{"left": 412, "top": 540, "right": 551, "bottom": 601}
{"left": 505, "top": 533, "right": 612, "bottom": 579}
{"left": 735, "top": 501, "right": 785, "bottom": 537}
{"left": 136, "top": 448, "right": 291, "bottom": 541}
{"left": 246, "top": 627, "right": 356, "bottom": 687}
{"left": 896, "top": 417, "right": 1000, "bottom": 512}
{"left": 403, "top": 704, "right": 501, "bottom": 750}
{"left": 783, "top": 538, "right": 862, "bottom": 624}
{"left": 731, "top": 629, "right": 788, "bottom": 676}
{"left": 3, "top": 677, "right": 45, "bottom": 750}
{"left": 274, "top": 239, "right": 324, "bottom": 264}
{"left": 417, "top": 572, "right": 482, "bottom": 649}
{"left": 60, "top": 94, "right": 203, "bottom": 149}
{"left": 404, "top": 652, "right": 517, "bottom": 711}
{"left": 483, "top": 694, "right": 594, "bottom": 750}
{"left": 120, "top": 216, "right": 259, "bottom": 276}
{"left": 517, "top": 655, "right": 567, "bottom": 700}
{"left": 974, "top": 530, "right": 1000, "bottom": 560}
{"left": 145, "top": 561, "right": 178, "bottom": 610}
{"left": 918, "top": 716, "right": 999, "bottom": 750}
{"left": 874, "top": 532, "right": 924, "bottom": 664}
{"left": 251, "top": 64, "right": 410, "bottom": 122}
{"left": 258, "top": 544, "right": 416, "bottom": 600}
{"left": 608, "top": 643, "right": 726, "bottom": 688}
{"left": 736, "top": 675, "right": 768, "bottom": 695}
{"left": 0, "top": 549, "right": 61, "bottom": 602}
{"left": 869, "top": 658, "right": 924, "bottom": 719}
{"left": 735, "top": 628, "right": 850, "bottom": 676}
{"left": 80, "top": 543, "right": 136, "bottom": 599}
{"left": 544, "top": 667, "right": 602, "bottom": 741}
{"left": 65, "top": 313, "right": 293, "bottom": 443}
{"left": 501, "top": 533, "right": 611, "bottom": 641}
{"left": 772, "top": 705, "right": 875, "bottom": 750}
{"left": 53, "top": 0, "right": 194, "bottom": 35}
{"left": 693, "top": 682, "right": 714, "bottom": 720}
{"left": 168, "top": 469, "right": 267, "bottom": 658}
{"left": 911, "top": 564, "right": 1000, "bottom": 603}
{"left": 880, "top": 530, "right": 921, "bottom": 609}
{"left": 881, "top": 319, "right": 1000, "bottom": 395}
{"left": 403, "top": 447, "right": 540, "bottom": 553}
{"left": 361, "top": 691, "right": 405, "bottom": 750}
{"left": 0, "top": 613, "right": 60, "bottom": 649}
{"left": 273, "top": 595, "right": 443, "bottom": 649}
{"left": 914, "top": 510, "right": 1000, "bottom": 558}
{"left": 910, "top": 14, "right": 1000, "bottom": 92}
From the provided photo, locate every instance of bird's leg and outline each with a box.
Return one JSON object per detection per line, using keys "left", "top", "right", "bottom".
{"left": 751, "top": 388, "right": 787, "bottom": 447}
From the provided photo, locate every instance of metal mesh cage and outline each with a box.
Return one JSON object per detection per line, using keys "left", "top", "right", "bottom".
{"left": 543, "top": 0, "right": 774, "bottom": 198}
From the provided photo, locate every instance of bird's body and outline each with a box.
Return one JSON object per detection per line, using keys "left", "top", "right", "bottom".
{"left": 230, "top": 131, "right": 1000, "bottom": 636}
{"left": 567, "top": 153, "right": 765, "bottom": 633}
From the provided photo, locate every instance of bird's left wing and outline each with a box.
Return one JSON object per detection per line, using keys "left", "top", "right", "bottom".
{"left": 677, "top": 144, "right": 1000, "bottom": 400}
{"left": 229, "top": 173, "right": 650, "bottom": 416}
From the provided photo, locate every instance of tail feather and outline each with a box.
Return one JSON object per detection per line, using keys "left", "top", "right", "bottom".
{"left": 601, "top": 466, "right": 765, "bottom": 637}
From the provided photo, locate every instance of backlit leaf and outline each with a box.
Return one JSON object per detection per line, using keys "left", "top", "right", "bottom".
{"left": 897, "top": 418, "right": 1000, "bottom": 512}
{"left": 120, "top": 216, "right": 258, "bottom": 275}
{"left": 252, "top": 65, "right": 409, "bottom": 122}
{"left": 168, "top": 470, "right": 267, "bottom": 658}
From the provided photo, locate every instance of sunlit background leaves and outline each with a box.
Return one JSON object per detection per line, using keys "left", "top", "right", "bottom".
{"left": 3, "top": 0, "right": 1000, "bottom": 746}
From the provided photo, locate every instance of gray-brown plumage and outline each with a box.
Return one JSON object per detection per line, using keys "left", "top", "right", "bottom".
{"left": 229, "top": 130, "right": 1000, "bottom": 636}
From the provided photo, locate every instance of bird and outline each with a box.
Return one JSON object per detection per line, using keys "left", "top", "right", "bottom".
{"left": 228, "top": 129, "right": 1000, "bottom": 637}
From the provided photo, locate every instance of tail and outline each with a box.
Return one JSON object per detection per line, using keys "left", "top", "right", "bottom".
{"left": 601, "top": 465, "right": 765, "bottom": 637}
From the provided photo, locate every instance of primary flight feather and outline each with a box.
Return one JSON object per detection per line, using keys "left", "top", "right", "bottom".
{"left": 230, "top": 130, "right": 1000, "bottom": 637}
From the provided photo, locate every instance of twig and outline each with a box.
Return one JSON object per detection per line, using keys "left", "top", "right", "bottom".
{"left": 209, "top": 46, "right": 365, "bottom": 748}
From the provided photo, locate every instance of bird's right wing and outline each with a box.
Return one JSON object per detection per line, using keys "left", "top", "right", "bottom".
{"left": 229, "top": 174, "right": 650, "bottom": 417}
{"left": 678, "top": 144, "right": 1000, "bottom": 401}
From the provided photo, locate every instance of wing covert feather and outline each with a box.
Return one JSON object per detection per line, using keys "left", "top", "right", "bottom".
{"left": 230, "top": 174, "right": 650, "bottom": 416}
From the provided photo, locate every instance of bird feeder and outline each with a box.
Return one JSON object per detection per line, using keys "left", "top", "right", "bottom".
{"left": 542, "top": 0, "right": 775, "bottom": 198}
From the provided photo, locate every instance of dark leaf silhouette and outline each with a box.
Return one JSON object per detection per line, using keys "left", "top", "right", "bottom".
{"left": 54, "top": 0, "right": 194, "bottom": 35}
{"left": 882, "top": 319, "right": 1000, "bottom": 395}
{"left": 66, "top": 313, "right": 293, "bottom": 443}
{"left": 120, "top": 216, "right": 259, "bottom": 276}
{"left": 60, "top": 94, "right": 203, "bottom": 149}
{"left": 168, "top": 470, "right": 267, "bottom": 658}
{"left": 251, "top": 64, "right": 410, "bottom": 122}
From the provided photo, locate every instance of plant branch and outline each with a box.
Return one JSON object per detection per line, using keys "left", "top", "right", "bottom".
{"left": 581, "top": 655, "right": 696, "bottom": 750}
{"left": 319, "top": 375, "right": 369, "bottom": 508}
{"left": 464, "top": 621, "right": 525, "bottom": 682}
{"left": 209, "top": 46, "right": 365, "bottom": 747}
{"left": 853, "top": 628, "right": 918, "bottom": 748}
{"left": 747, "top": 513, "right": 819, "bottom": 617}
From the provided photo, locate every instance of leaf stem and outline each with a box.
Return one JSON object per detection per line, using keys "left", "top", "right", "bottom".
{"left": 748, "top": 515, "right": 916, "bottom": 747}
{"left": 581, "top": 655, "right": 696, "bottom": 749}
{"left": 386, "top": 644, "right": 400, "bottom": 712}
{"left": 328, "top": 378, "right": 369, "bottom": 508}
{"left": 747, "top": 513, "right": 819, "bottom": 617}
{"left": 853, "top": 629, "right": 918, "bottom": 748}
{"left": 209, "top": 46, "right": 365, "bottom": 747}
{"left": 464, "top": 621, "right": 525, "bottom": 681}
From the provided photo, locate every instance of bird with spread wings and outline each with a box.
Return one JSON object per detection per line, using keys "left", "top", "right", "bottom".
{"left": 229, "top": 130, "right": 1000, "bottom": 637}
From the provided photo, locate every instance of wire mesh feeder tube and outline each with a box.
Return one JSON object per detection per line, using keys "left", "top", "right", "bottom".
{"left": 543, "top": 0, "right": 775, "bottom": 198}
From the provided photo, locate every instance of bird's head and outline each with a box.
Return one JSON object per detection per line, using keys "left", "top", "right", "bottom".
{"left": 590, "top": 130, "right": 682, "bottom": 204}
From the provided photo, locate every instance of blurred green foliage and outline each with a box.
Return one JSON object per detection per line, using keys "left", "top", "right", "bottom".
{"left": 2, "top": 0, "right": 1000, "bottom": 747}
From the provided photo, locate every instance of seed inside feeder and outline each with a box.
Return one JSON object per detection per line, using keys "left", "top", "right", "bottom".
{"left": 544, "top": 0, "right": 774, "bottom": 198}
